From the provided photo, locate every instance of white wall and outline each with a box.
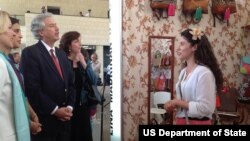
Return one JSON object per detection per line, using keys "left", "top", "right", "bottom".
{"left": 0, "top": 0, "right": 108, "bottom": 18}
{"left": 24, "top": 13, "right": 109, "bottom": 46}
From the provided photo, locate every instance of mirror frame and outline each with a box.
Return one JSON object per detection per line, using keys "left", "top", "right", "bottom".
{"left": 148, "top": 36, "right": 175, "bottom": 124}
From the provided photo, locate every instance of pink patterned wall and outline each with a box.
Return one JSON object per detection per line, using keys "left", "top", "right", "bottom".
{"left": 122, "top": 0, "right": 250, "bottom": 140}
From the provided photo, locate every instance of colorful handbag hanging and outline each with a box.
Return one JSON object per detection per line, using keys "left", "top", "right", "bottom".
{"left": 194, "top": 7, "right": 202, "bottom": 22}
{"left": 224, "top": 8, "right": 231, "bottom": 20}
{"left": 182, "top": 0, "right": 209, "bottom": 24}
{"left": 150, "top": 0, "right": 176, "bottom": 20}
{"left": 211, "top": 0, "right": 237, "bottom": 27}
{"left": 155, "top": 73, "right": 166, "bottom": 91}
{"left": 167, "top": 3, "right": 176, "bottom": 16}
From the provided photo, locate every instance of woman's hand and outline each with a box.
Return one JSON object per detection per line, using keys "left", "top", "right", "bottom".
{"left": 76, "top": 52, "right": 87, "bottom": 69}
{"left": 164, "top": 100, "right": 176, "bottom": 112}
{"left": 30, "top": 114, "right": 42, "bottom": 134}
{"left": 164, "top": 99, "right": 189, "bottom": 112}
{"left": 30, "top": 121, "right": 42, "bottom": 134}
{"left": 76, "top": 52, "right": 84, "bottom": 61}
{"left": 28, "top": 102, "right": 42, "bottom": 134}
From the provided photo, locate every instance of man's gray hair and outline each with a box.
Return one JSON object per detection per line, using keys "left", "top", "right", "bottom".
{"left": 31, "top": 13, "right": 53, "bottom": 40}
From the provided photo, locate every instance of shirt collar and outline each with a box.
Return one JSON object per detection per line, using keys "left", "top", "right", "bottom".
{"left": 41, "top": 40, "right": 56, "bottom": 53}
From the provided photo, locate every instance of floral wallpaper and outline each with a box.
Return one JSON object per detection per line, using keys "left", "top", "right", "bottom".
{"left": 122, "top": 0, "right": 250, "bottom": 140}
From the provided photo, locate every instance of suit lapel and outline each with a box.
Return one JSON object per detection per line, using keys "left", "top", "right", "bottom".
{"left": 37, "top": 41, "right": 64, "bottom": 81}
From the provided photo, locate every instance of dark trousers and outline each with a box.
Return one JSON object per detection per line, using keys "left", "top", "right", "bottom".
{"left": 31, "top": 124, "right": 70, "bottom": 141}
{"left": 71, "top": 104, "right": 93, "bottom": 141}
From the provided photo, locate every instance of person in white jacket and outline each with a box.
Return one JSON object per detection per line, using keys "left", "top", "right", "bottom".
{"left": 164, "top": 28, "right": 223, "bottom": 125}
{"left": 0, "top": 10, "right": 30, "bottom": 141}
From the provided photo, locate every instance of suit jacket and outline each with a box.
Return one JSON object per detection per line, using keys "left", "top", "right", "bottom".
{"left": 20, "top": 40, "right": 76, "bottom": 136}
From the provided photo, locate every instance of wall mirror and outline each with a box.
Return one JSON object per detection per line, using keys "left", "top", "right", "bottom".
{"left": 148, "top": 36, "right": 175, "bottom": 125}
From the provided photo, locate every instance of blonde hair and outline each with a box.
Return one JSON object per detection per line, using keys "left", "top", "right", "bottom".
{"left": 0, "top": 11, "right": 10, "bottom": 34}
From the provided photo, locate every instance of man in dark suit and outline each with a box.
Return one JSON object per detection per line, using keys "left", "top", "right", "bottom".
{"left": 20, "top": 13, "right": 75, "bottom": 141}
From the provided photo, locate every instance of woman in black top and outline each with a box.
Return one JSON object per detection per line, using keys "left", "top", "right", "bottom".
{"left": 59, "top": 31, "right": 97, "bottom": 141}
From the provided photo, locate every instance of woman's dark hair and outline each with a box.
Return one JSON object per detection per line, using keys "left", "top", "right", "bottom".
{"left": 59, "top": 31, "right": 80, "bottom": 55}
{"left": 181, "top": 28, "right": 223, "bottom": 91}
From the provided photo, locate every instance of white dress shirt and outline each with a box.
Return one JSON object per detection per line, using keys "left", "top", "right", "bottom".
{"left": 175, "top": 65, "right": 216, "bottom": 119}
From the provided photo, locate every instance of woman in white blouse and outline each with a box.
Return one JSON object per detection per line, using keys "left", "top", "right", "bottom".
{"left": 0, "top": 10, "right": 30, "bottom": 141}
{"left": 164, "top": 28, "right": 223, "bottom": 125}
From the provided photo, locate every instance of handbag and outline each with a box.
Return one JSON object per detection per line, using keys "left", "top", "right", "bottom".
{"left": 212, "top": 0, "right": 236, "bottom": 14}
{"left": 153, "top": 50, "right": 162, "bottom": 67}
{"left": 168, "top": 3, "right": 176, "bottom": 16}
{"left": 155, "top": 73, "right": 166, "bottom": 91}
{"left": 182, "top": 0, "right": 209, "bottom": 23}
{"left": 240, "top": 56, "right": 250, "bottom": 75}
{"left": 88, "top": 85, "right": 103, "bottom": 105}
{"left": 150, "top": 0, "right": 176, "bottom": 20}
{"left": 77, "top": 61, "right": 104, "bottom": 106}
{"left": 79, "top": 80, "right": 104, "bottom": 106}
{"left": 183, "top": 0, "right": 209, "bottom": 13}
{"left": 160, "top": 54, "right": 170, "bottom": 67}
{"left": 150, "top": 0, "right": 170, "bottom": 9}
{"left": 79, "top": 84, "right": 103, "bottom": 106}
{"left": 211, "top": 0, "right": 237, "bottom": 26}
{"left": 86, "top": 72, "right": 104, "bottom": 106}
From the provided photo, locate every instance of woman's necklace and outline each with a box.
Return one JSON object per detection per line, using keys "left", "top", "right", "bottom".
{"left": 184, "top": 64, "right": 197, "bottom": 80}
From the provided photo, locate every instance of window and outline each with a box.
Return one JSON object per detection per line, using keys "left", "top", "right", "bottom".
{"left": 47, "top": 6, "right": 60, "bottom": 15}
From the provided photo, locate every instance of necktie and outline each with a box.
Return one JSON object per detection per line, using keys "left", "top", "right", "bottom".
{"left": 50, "top": 49, "right": 64, "bottom": 79}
